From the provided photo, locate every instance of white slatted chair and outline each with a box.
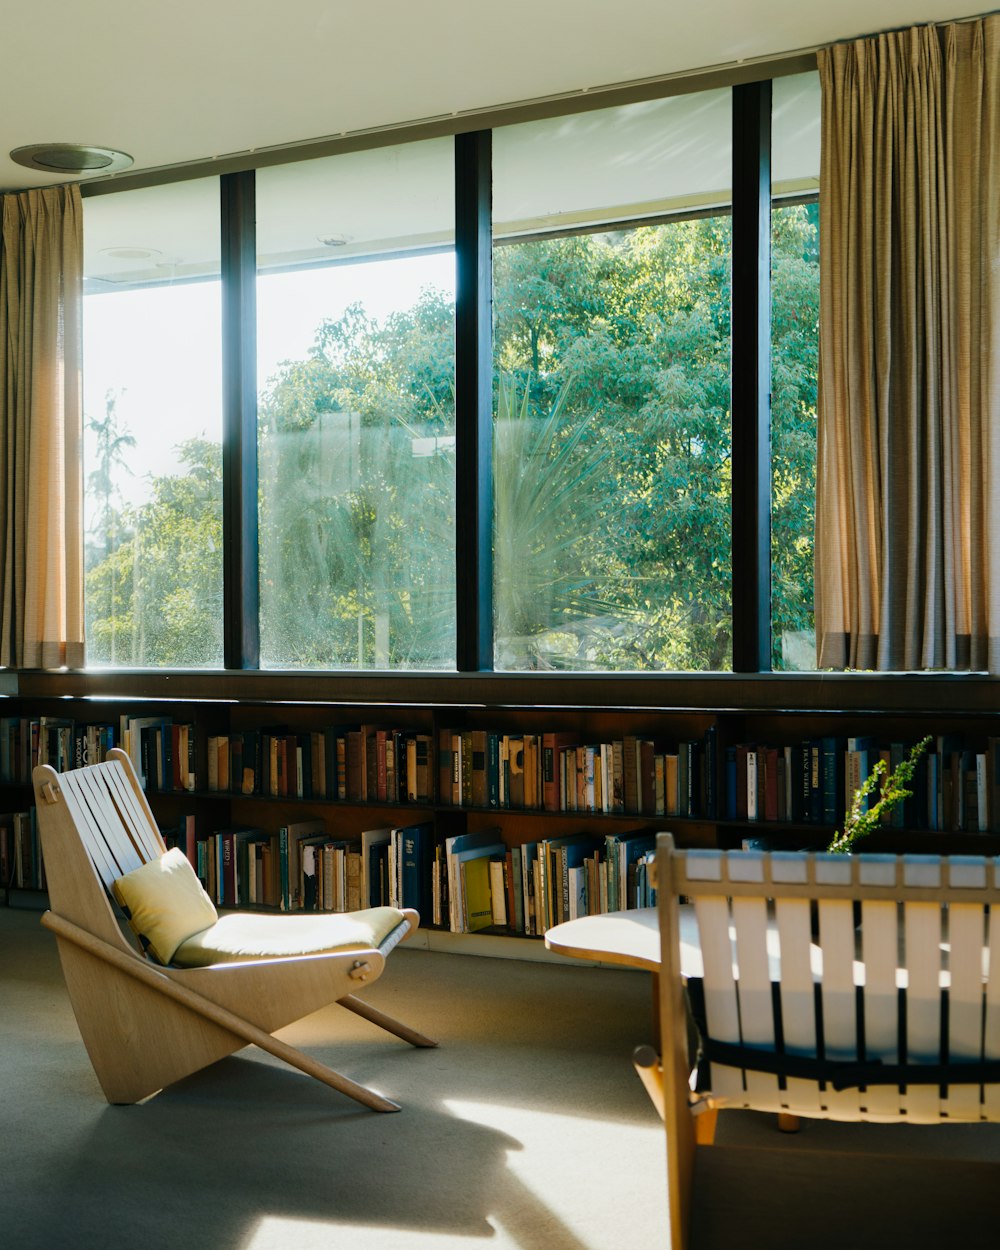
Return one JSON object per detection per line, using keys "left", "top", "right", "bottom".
{"left": 636, "top": 832, "right": 1000, "bottom": 1250}
{"left": 33, "top": 748, "right": 436, "bottom": 1112}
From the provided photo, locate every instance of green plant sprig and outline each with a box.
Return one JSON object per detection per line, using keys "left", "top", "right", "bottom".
{"left": 827, "top": 735, "right": 932, "bottom": 854}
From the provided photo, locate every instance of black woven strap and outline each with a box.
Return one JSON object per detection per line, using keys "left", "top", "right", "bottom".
{"left": 702, "top": 1037, "right": 1000, "bottom": 1091}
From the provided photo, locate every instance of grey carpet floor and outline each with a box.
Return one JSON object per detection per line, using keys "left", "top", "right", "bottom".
{"left": 2, "top": 905, "right": 999, "bottom": 1250}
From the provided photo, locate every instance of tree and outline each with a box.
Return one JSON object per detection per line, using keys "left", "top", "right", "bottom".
{"left": 257, "top": 290, "right": 456, "bottom": 668}
{"left": 86, "top": 439, "right": 223, "bottom": 666}
{"left": 84, "top": 208, "right": 819, "bottom": 673}
{"left": 85, "top": 390, "right": 136, "bottom": 572}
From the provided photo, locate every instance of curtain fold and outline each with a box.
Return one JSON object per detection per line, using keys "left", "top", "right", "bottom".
{"left": 815, "top": 17, "right": 1000, "bottom": 672}
{"left": 0, "top": 184, "right": 85, "bottom": 669}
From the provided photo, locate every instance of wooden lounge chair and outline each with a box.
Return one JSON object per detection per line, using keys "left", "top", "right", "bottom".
{"left": 636, "top": 832, "right": 1000, "bottom": 1249}
{"left": 33, "top": 748, "right": 436, "bottom": 1112}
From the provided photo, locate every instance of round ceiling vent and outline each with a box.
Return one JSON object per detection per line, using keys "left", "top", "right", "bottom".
{"left": 10, "top": 143, "right": 133, "bottom": 174}
{"left": 99, "top": 247, "right": 163, "bottom": 261}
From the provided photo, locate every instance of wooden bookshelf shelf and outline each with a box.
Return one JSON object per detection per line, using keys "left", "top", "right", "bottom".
{"left": 3, "top": 672, "right": 1000, "bottom": 942}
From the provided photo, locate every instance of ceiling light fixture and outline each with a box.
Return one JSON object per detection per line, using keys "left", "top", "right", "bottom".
{"left": 99, "top": 246, "right": 162, "bottom": 261}
{"left": 10, "top": 143, "right": 133, "bottom": 174}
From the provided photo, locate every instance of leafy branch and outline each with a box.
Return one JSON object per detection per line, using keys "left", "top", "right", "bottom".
{"left": 827, "top": 735, "right": 932, "bottom": 854}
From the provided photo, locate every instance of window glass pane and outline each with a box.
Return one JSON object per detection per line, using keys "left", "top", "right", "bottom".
{"left": 771, "top": 72, "right": 820, "bottom": 671}
{"left": 493, "top": 92, "right": 732, "bottom": 671}
{"left": 256, "top": 141, "right": 455, "bottom": 669}
{"left": 83, "top": 179, "right": 224, "bottom": 667}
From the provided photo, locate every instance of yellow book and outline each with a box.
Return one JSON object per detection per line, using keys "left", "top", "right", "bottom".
{"left": 461, "top": 854, "right": 494, "bottom": 932}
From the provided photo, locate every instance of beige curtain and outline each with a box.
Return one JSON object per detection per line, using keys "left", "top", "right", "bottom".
{"left": 0, "top": 184, "right": 85, "bottom": 669}
{"left": 815, "top": 17, "right": 1000, "bottom": 671}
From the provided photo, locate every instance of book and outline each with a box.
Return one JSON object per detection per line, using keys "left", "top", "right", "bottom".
{"left": 444, "top": 828, "right": 505, "bottom": 933}
{"left": 277, "top": 818, "right": 327, "bottom": 912}
{"left": 395, "top": 820, "right": 434, "bottom": 918}
{"left": 489, "top": 855, "right": 508, "bottom": 926}
{"left": 461, "top": 854, "right": 495, "bottom": 932}
{"left": 360, "top": 827, "right": 392, "bottom": 908}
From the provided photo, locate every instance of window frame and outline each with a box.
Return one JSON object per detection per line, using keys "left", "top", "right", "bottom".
{"left": 81, "top": 77, "right": 791, "bottom": 679}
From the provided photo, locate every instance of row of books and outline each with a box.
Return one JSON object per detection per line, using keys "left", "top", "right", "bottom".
{"left": 202, "top": 723, "right": 718, "bottom": 818}
{"left": 170, "top": 815, "right": 659, "bottom": 937}
{"left": 383, "top": 824, "right": 657, "bottom": 936}
{"left": 0, "top": 714, "right": 196, "bottom": 793}
{"left": 436, "top": 728, "right": 717, "bottom": 818}
{"left": 204, "top": 726, "right": 434, "bottom": 804}
{"left": 727, "top": 734, "right": 1000, "bottom": 832}
{"left": 0, "top": 809, "right": 41, "bottom": 890}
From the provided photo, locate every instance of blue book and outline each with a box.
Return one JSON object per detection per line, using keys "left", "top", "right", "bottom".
{"left": 725, "top": 746, "right": 737, "bottom": 820}
{"left": 396, "top": 821, "right": 434, "bottom": 918}
{"left": 822, "top": 736, "right": 845, "bottom": 827}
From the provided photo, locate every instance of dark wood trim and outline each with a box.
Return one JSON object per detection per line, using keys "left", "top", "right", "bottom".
{"left": 8, "top": 668, "right": 1000, "bottom": 718}
{"left": 454, "top": 131, "right": 493, "bottom": 672}
{"left": 220, "top": 171, "right": 260, "bottom": 669}
{"left": 731, "top": 81, "right": 772, "bottom": 672}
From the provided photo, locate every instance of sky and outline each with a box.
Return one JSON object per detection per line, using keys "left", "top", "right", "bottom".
{"left": 82, "top": 250, "right": 455, "bottom": 516}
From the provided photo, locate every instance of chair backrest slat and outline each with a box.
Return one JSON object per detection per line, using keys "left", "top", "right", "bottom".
{"left": 774, "top": 895, "right": 821, "bottom": 1114}
{"left": 903, "top": 901, "right": 944, "bottom": 1120}
{"left": 984, "top": 905, "right": 1000, "bottom": 1119}
{"left": 860, "top": 897, "right": 903, "bottom": 1117}
{"left": 731, "top": 883, "right": 781, "bottom": 1111}
{"left": 59, "top": 773, "right": 136, "bottom": 887}
{"left": 104, "top": 762, "right": 164, "bottom": 861}
{"left": 60, "top": 762, "right": 159, "bottom": 888}
{"left": 693, "top": 893, "right": 745, "bottom": 1104}
{"left": 947, "top": 899, "right": 988, "bottom": 1120}
{"left": 816, "top": 895, "right": 861, "bottom": 1119}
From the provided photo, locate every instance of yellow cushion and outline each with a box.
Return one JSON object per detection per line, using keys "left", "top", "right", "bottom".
{"left": 172, "top": 906, "right": 407, "bottom": 968}
{"left": 112, "top": 847, "right": 219, "bottom": 965}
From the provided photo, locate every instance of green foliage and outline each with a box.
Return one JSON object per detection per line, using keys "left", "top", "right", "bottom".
{"left": 86, "top": 439, "right": 223, "bottom": 666}
{"left": 257, "top": 288, "right": 455, "bottom": 668}
{"left": 827, "top": 736, "right": 932, "bottom": 854}
{"left": 85, "top": 204, "right": 819, "bottom": 672}
{"left": 494, "top": 374, "right": 628, "bottom": 669}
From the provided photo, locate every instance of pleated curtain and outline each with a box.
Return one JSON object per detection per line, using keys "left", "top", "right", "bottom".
{"left": 0, "top": 184, "right": 85, "bottom": 669}
{"left": 815, "top": 17, "right": 1000, "bottom": 672}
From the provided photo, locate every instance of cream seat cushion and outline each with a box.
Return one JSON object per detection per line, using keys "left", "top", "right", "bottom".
{"left": 112, "top": 847, "right": 218, "bottom": 965}
{"left": 172, "top": 906, "right": 408, "bottom": 968}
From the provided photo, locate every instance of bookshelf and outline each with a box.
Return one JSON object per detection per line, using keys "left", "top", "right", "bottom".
{"left": 4, "top": 668, "right": 1000, "bottom": 942}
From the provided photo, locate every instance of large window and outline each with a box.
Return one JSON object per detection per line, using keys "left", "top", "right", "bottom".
{"left": 83, "top": 179, "right": 224, "bottom": 667}
{"left": 256, "top": 141, "right": 456, "bottom": 670}
{"left": 492, "top": 92, "right": 734, "bottom": 671}
{"left": 80, "top": 75, "right": 820, "bottom": 677}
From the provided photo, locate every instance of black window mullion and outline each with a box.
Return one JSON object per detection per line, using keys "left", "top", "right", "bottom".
{"left": 731, "top": 81, "right": 772, "bottom": 673}
{"left": 454, "top": 131, "right": 494, "bottom": 672}
{"left": 220, "top": 171, "right": 260, "bottom": 670}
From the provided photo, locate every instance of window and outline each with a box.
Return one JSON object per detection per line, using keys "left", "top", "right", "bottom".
{"left": 492, "top": 92, "right": 733, "bottom": 671}
{"left": 83, "top": 179, "right": 224, "bottom": 667}
{"left": 80, "top": 75, "right": 814, "bottom": 677}
{"left": 770, "top": 72, "right": 821, "bottom": 671}
{"left": 255, "top": 141, "right": 456, "bottom": 669}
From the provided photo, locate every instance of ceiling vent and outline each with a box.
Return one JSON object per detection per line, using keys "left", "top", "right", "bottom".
{"left": 10, "top": 143, "right": 133, "bottom": 174}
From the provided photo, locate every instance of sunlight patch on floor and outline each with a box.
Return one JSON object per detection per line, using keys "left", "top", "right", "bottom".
{"left": 239, "top": 1102, "right": 664, "bottom": 1250}
{"left": 241, "top": 1218, "right": 493, "bottom": 1250}
{"left": 446, "top": 1098, "right": 665, "bottom": 1250}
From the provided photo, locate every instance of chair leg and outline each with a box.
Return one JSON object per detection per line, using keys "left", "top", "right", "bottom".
{"left": 338, "top": 993, "right": 438, "bottom": 1048}
{"left": 694, "top": 1107, "right": 719, "bottom": 1145}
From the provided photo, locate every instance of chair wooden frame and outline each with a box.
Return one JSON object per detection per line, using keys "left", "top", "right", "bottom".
{"left": 34, "top": 748, "right": 436, "bottom": 1112}
{"left": 637, "top": 832, "right": 1000, "bottom": 1249}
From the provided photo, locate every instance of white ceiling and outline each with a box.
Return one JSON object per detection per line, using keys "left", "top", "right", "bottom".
{"left": 0, "top": 0, "right": 987, "bottom": 194}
